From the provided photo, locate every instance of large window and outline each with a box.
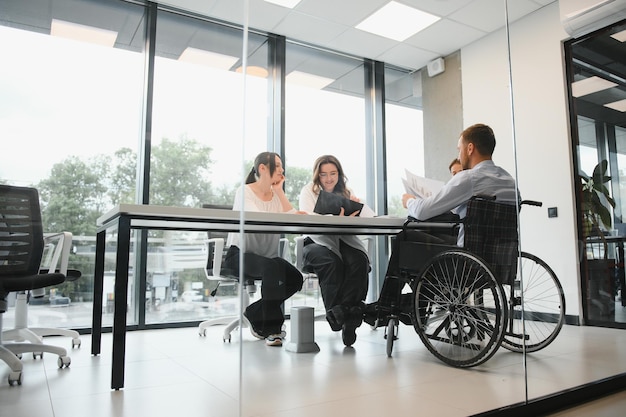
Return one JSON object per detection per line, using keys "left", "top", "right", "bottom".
{"left": 0, "top": 0, "right": 146, "bottom": 329}
{"left": 384, "top": 66, "right": 424, "bottom": 217}
{"left": 283, "top": 42, "right": 367, "bottom": 201}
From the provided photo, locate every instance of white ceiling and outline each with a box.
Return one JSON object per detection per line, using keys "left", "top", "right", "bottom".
{"left": 163, "top": 0, "right": 556, "bottom": 71}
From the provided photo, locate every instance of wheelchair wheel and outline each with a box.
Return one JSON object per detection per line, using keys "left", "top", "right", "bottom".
{"left": 412, "top": 250, "right": 507, "bottom": 368}
{"left": 501, "top": 252, "right": 565, "bottom": 353}
{"left": 385, "top": 317, "right": 397, "bottom": 357}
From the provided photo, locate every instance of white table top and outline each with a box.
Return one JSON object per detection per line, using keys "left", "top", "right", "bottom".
{"left": 96, "top": 204, "right": 443, "bottom": 235}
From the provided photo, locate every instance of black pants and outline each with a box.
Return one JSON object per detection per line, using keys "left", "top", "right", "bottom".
{"left": 364, "top": 230, "right": 456, "bottom": 326}
{"left": 303, "top": 239, "right": 369, "bottom": 329}
{"left": 224, "top": 246, "right": 303, "bottom": 336}
{"left": 385, "top": 230, "right": 456, "bottom": 278}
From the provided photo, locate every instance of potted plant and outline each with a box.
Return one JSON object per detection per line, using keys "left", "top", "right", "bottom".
{"left": 580, "top": 159, "right": 617, "bottom": 318}
{"left": 580, "top": 159, "right": 615, "bottom": 254}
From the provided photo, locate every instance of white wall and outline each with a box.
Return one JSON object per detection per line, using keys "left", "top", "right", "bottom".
{"left": 462, "top": 2, "right": 582, "bottom": 318}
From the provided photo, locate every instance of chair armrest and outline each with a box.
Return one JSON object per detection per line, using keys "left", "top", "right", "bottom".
{"left": 42, "top": 232, "right": 73, "bottom": 275}
{"left": 294, "top": 236, "right": 306, "bottom": 271}
{"left": 205, "top": 237, "right": 225, "bottom": 278}
{"left": 279, "top": 237, "right": 292, "bottom": 263}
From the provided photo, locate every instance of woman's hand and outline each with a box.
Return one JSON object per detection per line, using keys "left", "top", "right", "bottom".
{"left": 338, "top": 207, "right": 360, "bottom": 217}
{"left": 272, "top": 173, "right": 285, "bottom": 187}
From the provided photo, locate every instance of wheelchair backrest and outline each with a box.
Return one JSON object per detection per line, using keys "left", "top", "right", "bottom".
{"left": 464, "top": 197, "right": 518, "bottom": 285}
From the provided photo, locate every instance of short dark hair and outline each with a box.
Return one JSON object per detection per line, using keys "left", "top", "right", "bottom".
{"left": 448, "top": 158, "right": 461, "bottom": 171}
{"left": 461, "top": 124, "right": 496, "bottom": 156}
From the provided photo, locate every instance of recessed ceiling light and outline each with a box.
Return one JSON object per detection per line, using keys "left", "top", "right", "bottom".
{"left": 179, "top": 48, "right": 239, "bottom": 70}
{"left": 355, "top": 1, "right": 440, "bottom": 42}
{"left": 572, "top": 76, "right": 618, "bottom": 97}
{"left": 604, "top": 99, "right": 626, "bottom": 112}
{"left": 286, "top": 71, "right": 334, "bottom": 89}
{"left": 264, "top": 0, "right": 301, "bottom": 8}
{"left": 610, "top": 29, "right": 626, "bottom": 42}
{"left": 51, "top": 19, "right": 117, "bottom": 47}
{"left": 235, "top": 65, "right": 269, "bottom": 78}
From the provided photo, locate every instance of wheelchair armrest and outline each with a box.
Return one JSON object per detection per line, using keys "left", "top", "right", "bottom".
{"left": 405, "top": 212, "right": 461, "bottom": 225}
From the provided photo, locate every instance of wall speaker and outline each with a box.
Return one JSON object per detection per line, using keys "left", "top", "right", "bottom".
{"left": 427, "top": 57, "right": 445, "bottom": 77}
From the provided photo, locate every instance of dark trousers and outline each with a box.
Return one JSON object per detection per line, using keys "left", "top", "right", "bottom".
{"left": 385, "top": 230, "right": 456, "bottom": 278}
{"left": 224, "top": 246, "right": 303, "bottom": 335}
{"left": 302, "top": 239, "right": 369, "bottom": 327}
{"left": 364, "top": 230, "right": 457, "bottom": 326}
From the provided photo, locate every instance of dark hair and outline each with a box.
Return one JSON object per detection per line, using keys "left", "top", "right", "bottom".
{"left": 245, "top": 152, "right": 279, "bottom": 184}
{"left": 311, "top": 155, "right": 350, "bottom": 198}
{"left": 461, "top": 123, "right": 496, "bottom": 156}
{"left": 448, "top": 158, "right": 461, "bottom": 171}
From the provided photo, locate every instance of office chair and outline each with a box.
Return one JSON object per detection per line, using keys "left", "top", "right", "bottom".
{"left": 197, "top": 237, "right": 257, "bottom": 341}
{"left": 0, "top": 184, "right": 72, "bottom": 386}
{"left": 3, "top": 231, "right": 82, "bottom": 349}
{"left": 198, "top": 236, "right": 292, "bottom": 342}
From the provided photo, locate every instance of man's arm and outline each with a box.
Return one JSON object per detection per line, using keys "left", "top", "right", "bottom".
{"left": 403, "top": 173, "right": 472, "bottom": 220}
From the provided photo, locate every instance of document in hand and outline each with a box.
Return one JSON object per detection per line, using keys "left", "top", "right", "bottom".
{"left": 314, "top": 190, "right": 364, "bottom": 216}
{"left": 402, "top": 169, "right": 445, "bottom": 199}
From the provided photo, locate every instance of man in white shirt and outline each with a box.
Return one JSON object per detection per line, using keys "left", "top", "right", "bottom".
{"left": 402, "top": 123, "right": 518, "bottom": 247}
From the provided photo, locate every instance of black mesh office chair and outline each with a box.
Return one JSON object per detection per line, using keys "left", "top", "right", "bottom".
{"left": 0, "top": 185, "right": 72, "bottom": 386}
{"left": 3, "top": 231, "right": 82, "bottom": 349}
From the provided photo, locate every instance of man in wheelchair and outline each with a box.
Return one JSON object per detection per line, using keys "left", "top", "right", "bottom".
{"left": 364, "top": 123, "right": 519, "bottom": 328}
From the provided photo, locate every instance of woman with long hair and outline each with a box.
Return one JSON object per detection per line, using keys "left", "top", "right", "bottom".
{"left": 298, "top": 155, "right": 375, "bottom": 346}
{"left": 224, "top": 152, "right": 303, "bottom": 347}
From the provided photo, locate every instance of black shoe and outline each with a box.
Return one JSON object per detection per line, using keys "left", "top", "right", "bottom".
{"left": 362, "top": 302, "right": 378, "bottom": 326}
{"left": 243, "top": 310, "right": 265, "bottom": 339}
{"left": 342, "top": 323, "right": 357, "bottom": 346}
{"left": 341, "top": 305, "right": 363, "bottom": 346}
{"left": 326, "top": 306, "right": 346, "bottom": 332}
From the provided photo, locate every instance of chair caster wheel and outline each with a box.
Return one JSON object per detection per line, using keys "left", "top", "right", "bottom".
{"left": 8, "top": 371, "right": 22, "bottom": 386}
{"left": 58, "top": 356, "right": 71, "bottom": 368}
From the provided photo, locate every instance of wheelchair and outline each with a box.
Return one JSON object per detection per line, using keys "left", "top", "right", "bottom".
{"left": 367, "top": 196, "right": 566, "bottom": 368}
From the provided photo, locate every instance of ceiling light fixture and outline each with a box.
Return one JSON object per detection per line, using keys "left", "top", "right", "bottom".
{"left": 604, "top": 99, "right": 626, "bottom": 112}
{"left": 610, "top": 29, "right": 626, "bottom": 42}
{"left": 235, "top": 65, "right": 269, "bottom": 78}
{"left": 51, "top": 19, "right": 117, "bottom": 47}
{"left": 264, "top": 0, "right": 302, "bottom": 8}
{"left": 179, "top": 48, "right": 239, "bottom": 69}
{"left": 355, "top": 1, "right": 440, "bottom": 42}
{"left": 571, "top": 76, "right": 618, "bottom": 97}
{"left": 286, "top": 71, "right": 334, "bottom": 89}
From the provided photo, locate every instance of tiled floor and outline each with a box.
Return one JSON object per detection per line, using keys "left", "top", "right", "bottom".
{"left": 1, "top": 320, "right": 625, "bottom": 417}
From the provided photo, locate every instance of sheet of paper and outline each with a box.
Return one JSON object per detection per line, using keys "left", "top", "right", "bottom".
{"left": 403, "top": 169, "right": 444, "bottom": 198}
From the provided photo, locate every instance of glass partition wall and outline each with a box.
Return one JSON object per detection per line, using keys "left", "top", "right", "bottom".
{"left": 2, "top": 0, "right": 626, "bottom": 415}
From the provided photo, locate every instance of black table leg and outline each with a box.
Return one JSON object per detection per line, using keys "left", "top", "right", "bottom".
{"left": 91, "top": 229, "right": 106, "bottom": 355}
{"left": 111, "top": 216, "right": 131, "bottom": 390}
